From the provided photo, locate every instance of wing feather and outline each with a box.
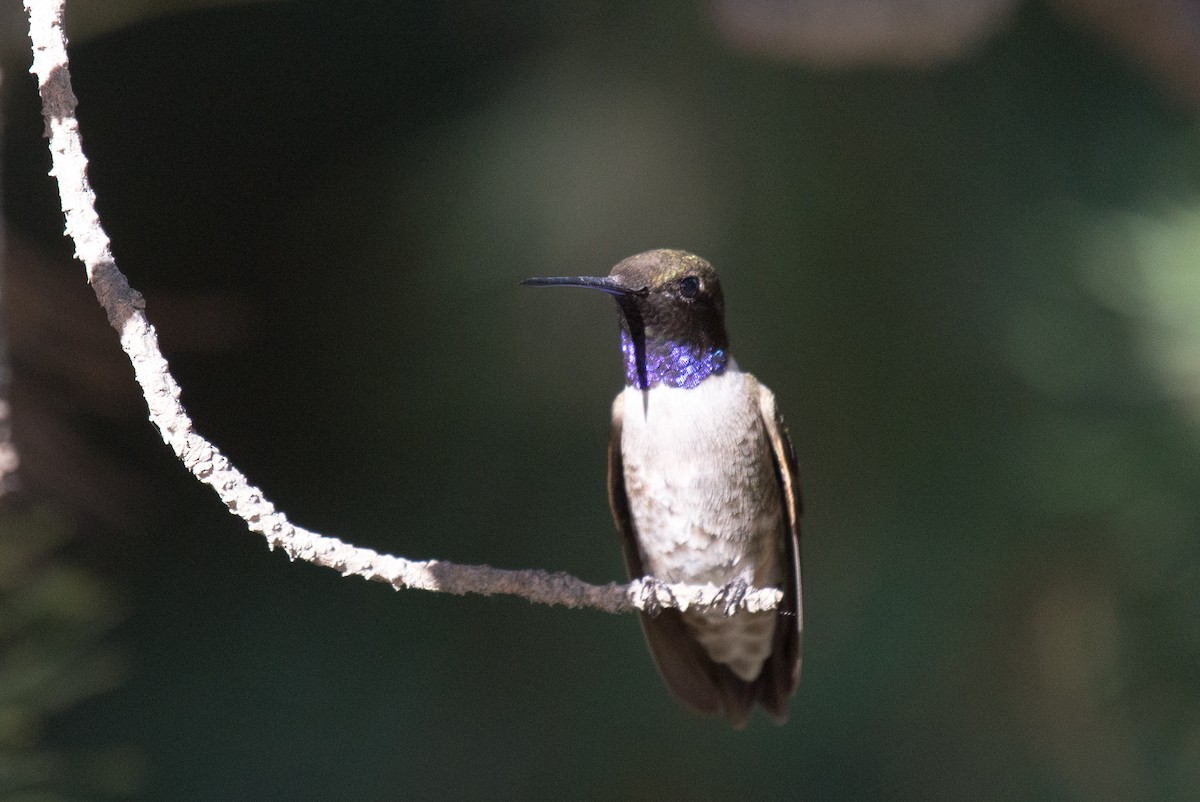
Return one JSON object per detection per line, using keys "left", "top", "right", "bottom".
{"left": 754, "top": 383, "right": 804, "bottom": 720}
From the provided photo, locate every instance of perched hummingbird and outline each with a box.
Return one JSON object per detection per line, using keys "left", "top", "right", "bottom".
{"left": 523, "top": 249, "right": 802, "bottom": 727}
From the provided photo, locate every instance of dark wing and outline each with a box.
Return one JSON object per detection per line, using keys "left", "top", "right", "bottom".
{"left": 754, "top": 383, "right": 804, "bottom": 721}
{"left": 607, "top": 394, "right": 758, "bottom": 727}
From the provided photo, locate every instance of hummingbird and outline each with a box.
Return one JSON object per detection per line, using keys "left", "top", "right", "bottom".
{"left": 522, "top": 249, "right": 802, "bottom": 727}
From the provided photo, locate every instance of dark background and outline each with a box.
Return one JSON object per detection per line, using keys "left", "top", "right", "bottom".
{"left": 3, "top": 1, "right": 1200, "bottom": 799}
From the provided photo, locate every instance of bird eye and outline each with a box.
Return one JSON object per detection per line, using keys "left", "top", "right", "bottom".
{"left": 679, "top": 276, "right": 700, "bottom": 298}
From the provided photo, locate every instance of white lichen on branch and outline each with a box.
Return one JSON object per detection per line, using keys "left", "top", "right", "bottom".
{"left": 22, "top": 0, "right": 782, "bottom": 617}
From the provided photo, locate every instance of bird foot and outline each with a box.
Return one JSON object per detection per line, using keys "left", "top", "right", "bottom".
{"left": 638, "top": 576, "right": 677, "bottom": 618}
{"left": 715, "top": 577, "right": 749, "bottom": 617}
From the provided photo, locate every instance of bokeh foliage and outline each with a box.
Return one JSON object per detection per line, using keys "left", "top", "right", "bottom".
{"left": 3, "top": 1, "right": 1200, "bottom": 799}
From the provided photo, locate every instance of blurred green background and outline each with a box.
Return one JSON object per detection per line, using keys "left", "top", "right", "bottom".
{"left": 3, "top": 1, "right": 1200, "bottom": 799}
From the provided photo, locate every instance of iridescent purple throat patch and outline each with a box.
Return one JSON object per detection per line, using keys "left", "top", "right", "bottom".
{"left": 620, "top": 330, "right": 728, "bottom": 390}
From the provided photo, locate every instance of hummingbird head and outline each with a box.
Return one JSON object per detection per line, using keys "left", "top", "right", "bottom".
{"left": 522, "top": 249, "right": 731, "bottom": 390}
{"left": 607, "top": 249, "right": 728, "bottom": 346}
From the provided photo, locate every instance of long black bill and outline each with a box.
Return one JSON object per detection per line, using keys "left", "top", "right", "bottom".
{"left": 519, "top": 275, "right": 645, "bottom": 296}
{"left": 521, "top": 274, "right": 650, "bottom": 391}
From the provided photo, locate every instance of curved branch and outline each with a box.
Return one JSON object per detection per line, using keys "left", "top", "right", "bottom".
{"left": 22, "top": 0, "right": 783, "bottom": 617}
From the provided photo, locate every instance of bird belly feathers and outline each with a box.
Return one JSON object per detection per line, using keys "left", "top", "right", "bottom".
{"left": 618, "top": 369, "right": 784, "bottom": 681}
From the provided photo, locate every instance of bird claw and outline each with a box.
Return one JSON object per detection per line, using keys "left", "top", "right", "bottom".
{"left": 716, "top": 577, "right": 749, "bottom": 617}
{"left": 638, "top": 576, "right": 677, "bottom": 618}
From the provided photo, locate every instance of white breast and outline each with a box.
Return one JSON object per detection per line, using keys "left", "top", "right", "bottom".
{"left": 618, "top": 369, "right": 784, "bottom": 680}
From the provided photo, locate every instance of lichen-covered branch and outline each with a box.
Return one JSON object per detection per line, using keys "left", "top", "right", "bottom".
{"left": 22, "top": 0, "right": 783, "bottom": 617}
{"left": 0, "top": 66, "right": 18, "bottom": 498}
